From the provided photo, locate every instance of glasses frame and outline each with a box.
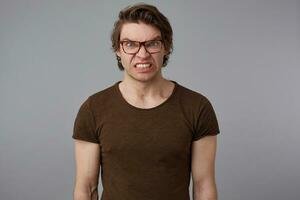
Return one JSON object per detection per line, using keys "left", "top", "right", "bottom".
{"left": 120, "top": 39, "right": 163, "bottom": 55}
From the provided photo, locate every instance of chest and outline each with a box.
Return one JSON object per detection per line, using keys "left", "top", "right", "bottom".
{"left": 98, "top": 109, "right": 193, "bottom": 164}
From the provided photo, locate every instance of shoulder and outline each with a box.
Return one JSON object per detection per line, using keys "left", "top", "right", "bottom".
{"left": 80, "top": 83, "right": 117, "bottom": 112}
{"left": 90, "top": 83, "right": 116, "bottom": 102}
{"left": 176, "top": 82, "right": 211, "bottom": 107}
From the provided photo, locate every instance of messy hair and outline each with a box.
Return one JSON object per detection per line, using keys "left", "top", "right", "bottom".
{"left": 111, "top": 3, "right": 173, "bottom": 70}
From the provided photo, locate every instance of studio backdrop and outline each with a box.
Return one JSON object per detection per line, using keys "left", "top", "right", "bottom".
{"left": 0, "top": 0, "right": 299, "bottom": 200}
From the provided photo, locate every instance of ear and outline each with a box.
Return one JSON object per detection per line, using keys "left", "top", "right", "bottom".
{"left": 162, "top": 45, "right": 169, "bottom": 57}
{"left": 116, "top": 54, "right": 121, "bottom": 63}
{"left": 116, "top": 49, "right": 121, "bottom": 57}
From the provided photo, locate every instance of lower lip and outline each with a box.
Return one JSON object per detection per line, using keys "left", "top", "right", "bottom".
{"left": 134, "top": 65, "right": 154, "bottom": 73}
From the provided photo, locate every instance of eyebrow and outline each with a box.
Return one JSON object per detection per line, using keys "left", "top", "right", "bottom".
{"left": 120, "top": 36, "right": 162, "bottom": 41}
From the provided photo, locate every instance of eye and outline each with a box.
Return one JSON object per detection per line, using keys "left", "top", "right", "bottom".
{"left": 123, "top": 41, "right": 138, "bottom": 48}
{"left": 146, "top": 40, "right": 160, "bottom": 47}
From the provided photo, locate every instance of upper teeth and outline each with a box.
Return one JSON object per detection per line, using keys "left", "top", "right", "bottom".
{"left": 136, "top": 64, "right": 151, "bottom": 68}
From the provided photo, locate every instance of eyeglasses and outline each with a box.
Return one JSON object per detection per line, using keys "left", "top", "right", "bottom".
{"left": 120, "top": 39, "right": 163, "bottom": 55}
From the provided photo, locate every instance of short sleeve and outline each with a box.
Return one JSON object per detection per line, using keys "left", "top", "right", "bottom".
{"left": 72, "top": 96, "right": 99, "bottom": 144}
{"left": 192, "top": 97, "right": 220, "bottom": 141}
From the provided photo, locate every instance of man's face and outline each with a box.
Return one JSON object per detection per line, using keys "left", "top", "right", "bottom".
{"left": 116, "top": 22, "right": 167, "bottom": 82}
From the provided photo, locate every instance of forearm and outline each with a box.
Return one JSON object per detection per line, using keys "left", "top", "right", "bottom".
{"left": 73, "top": 184, "right": 98, "bottom": 200}
{"left": 193, "top": 181, "right": 218, "bottom": 200}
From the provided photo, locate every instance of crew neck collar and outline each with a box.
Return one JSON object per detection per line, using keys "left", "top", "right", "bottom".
{"left": 114, "top": 80, "right": 178, "bottom": 111}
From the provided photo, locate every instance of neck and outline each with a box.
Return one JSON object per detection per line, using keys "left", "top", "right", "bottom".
{"left": 120, "top": 76, "right": 171, "bottom": 99}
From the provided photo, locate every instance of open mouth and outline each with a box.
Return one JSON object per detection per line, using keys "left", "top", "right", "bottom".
{"left": 134, "top": 63, "right": 154, "bottom": 73}
{"left": 134, "top": 63, "right": 152, "bottom": 68}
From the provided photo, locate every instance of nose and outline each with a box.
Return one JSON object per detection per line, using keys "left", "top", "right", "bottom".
{"left": 136, "top": 44, "right": 150, "bottom": 58}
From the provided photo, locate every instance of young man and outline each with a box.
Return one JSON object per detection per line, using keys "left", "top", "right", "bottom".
{"left": 72, "top": 3, "right": 220, "bottom": 200}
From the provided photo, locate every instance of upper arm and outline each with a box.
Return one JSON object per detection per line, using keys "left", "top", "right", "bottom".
{"left": 191, "top": 135, "right": 217, "bottom": 184}
{"left": 74, "top": 139, "right": 100, "bottom": 189}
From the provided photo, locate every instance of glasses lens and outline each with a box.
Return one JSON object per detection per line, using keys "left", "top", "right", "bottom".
{"left": 122, "top": 41, "right": 139, "bottom": 54}
{"left": 145, "top": 40, "right": 162, "bottom": 53}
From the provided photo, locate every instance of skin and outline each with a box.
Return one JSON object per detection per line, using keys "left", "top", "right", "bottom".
{"left": 192, "top": 135, "right": 218, "bottom": 200}
{"left": 73, "top": 140, "right": 100, "bottom": 200}
{"left": 73, "top": 21, "right": 218, "bottom": 200}
{"left": 116, "top": 22, "right": 175, "bottom": 109}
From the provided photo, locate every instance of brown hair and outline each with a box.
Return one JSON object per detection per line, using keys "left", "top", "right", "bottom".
{"left": 111, "top": 3, "right": 173, "bottom": 71}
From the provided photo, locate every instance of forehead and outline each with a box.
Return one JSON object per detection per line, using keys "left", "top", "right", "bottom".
{"left": 120, "top": 22, "right": 161, "bottom": 41}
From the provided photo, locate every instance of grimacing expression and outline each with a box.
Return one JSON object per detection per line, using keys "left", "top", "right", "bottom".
{"left": 116, "top": 22, "right": 168, "bottom": 82}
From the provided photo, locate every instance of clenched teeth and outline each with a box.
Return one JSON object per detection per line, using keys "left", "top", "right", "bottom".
{"left": 135, "top": 63, "right": 151, "bottom": 68}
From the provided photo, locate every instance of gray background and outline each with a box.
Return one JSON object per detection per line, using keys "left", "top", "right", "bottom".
{"left": 1, "top": 0, "right": 299, "bottom": 199}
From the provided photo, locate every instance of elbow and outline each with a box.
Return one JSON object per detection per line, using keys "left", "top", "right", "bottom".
{"left": 193, "top": 180, "right": 218, "bottom": 200}
{"left": 73, "top": 181, "right": 99, "bottom": 200}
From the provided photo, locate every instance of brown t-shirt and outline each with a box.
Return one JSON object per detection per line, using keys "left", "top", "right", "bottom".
{"left": 72, "top": 80, "right": 220, "bottom": 200}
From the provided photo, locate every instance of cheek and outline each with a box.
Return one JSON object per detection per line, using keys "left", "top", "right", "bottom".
{"left": 154, "top": 54, "right": 165, "bottom": 65}
{"left": 121, "top": 55, "right": 134, "bottom": 66}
